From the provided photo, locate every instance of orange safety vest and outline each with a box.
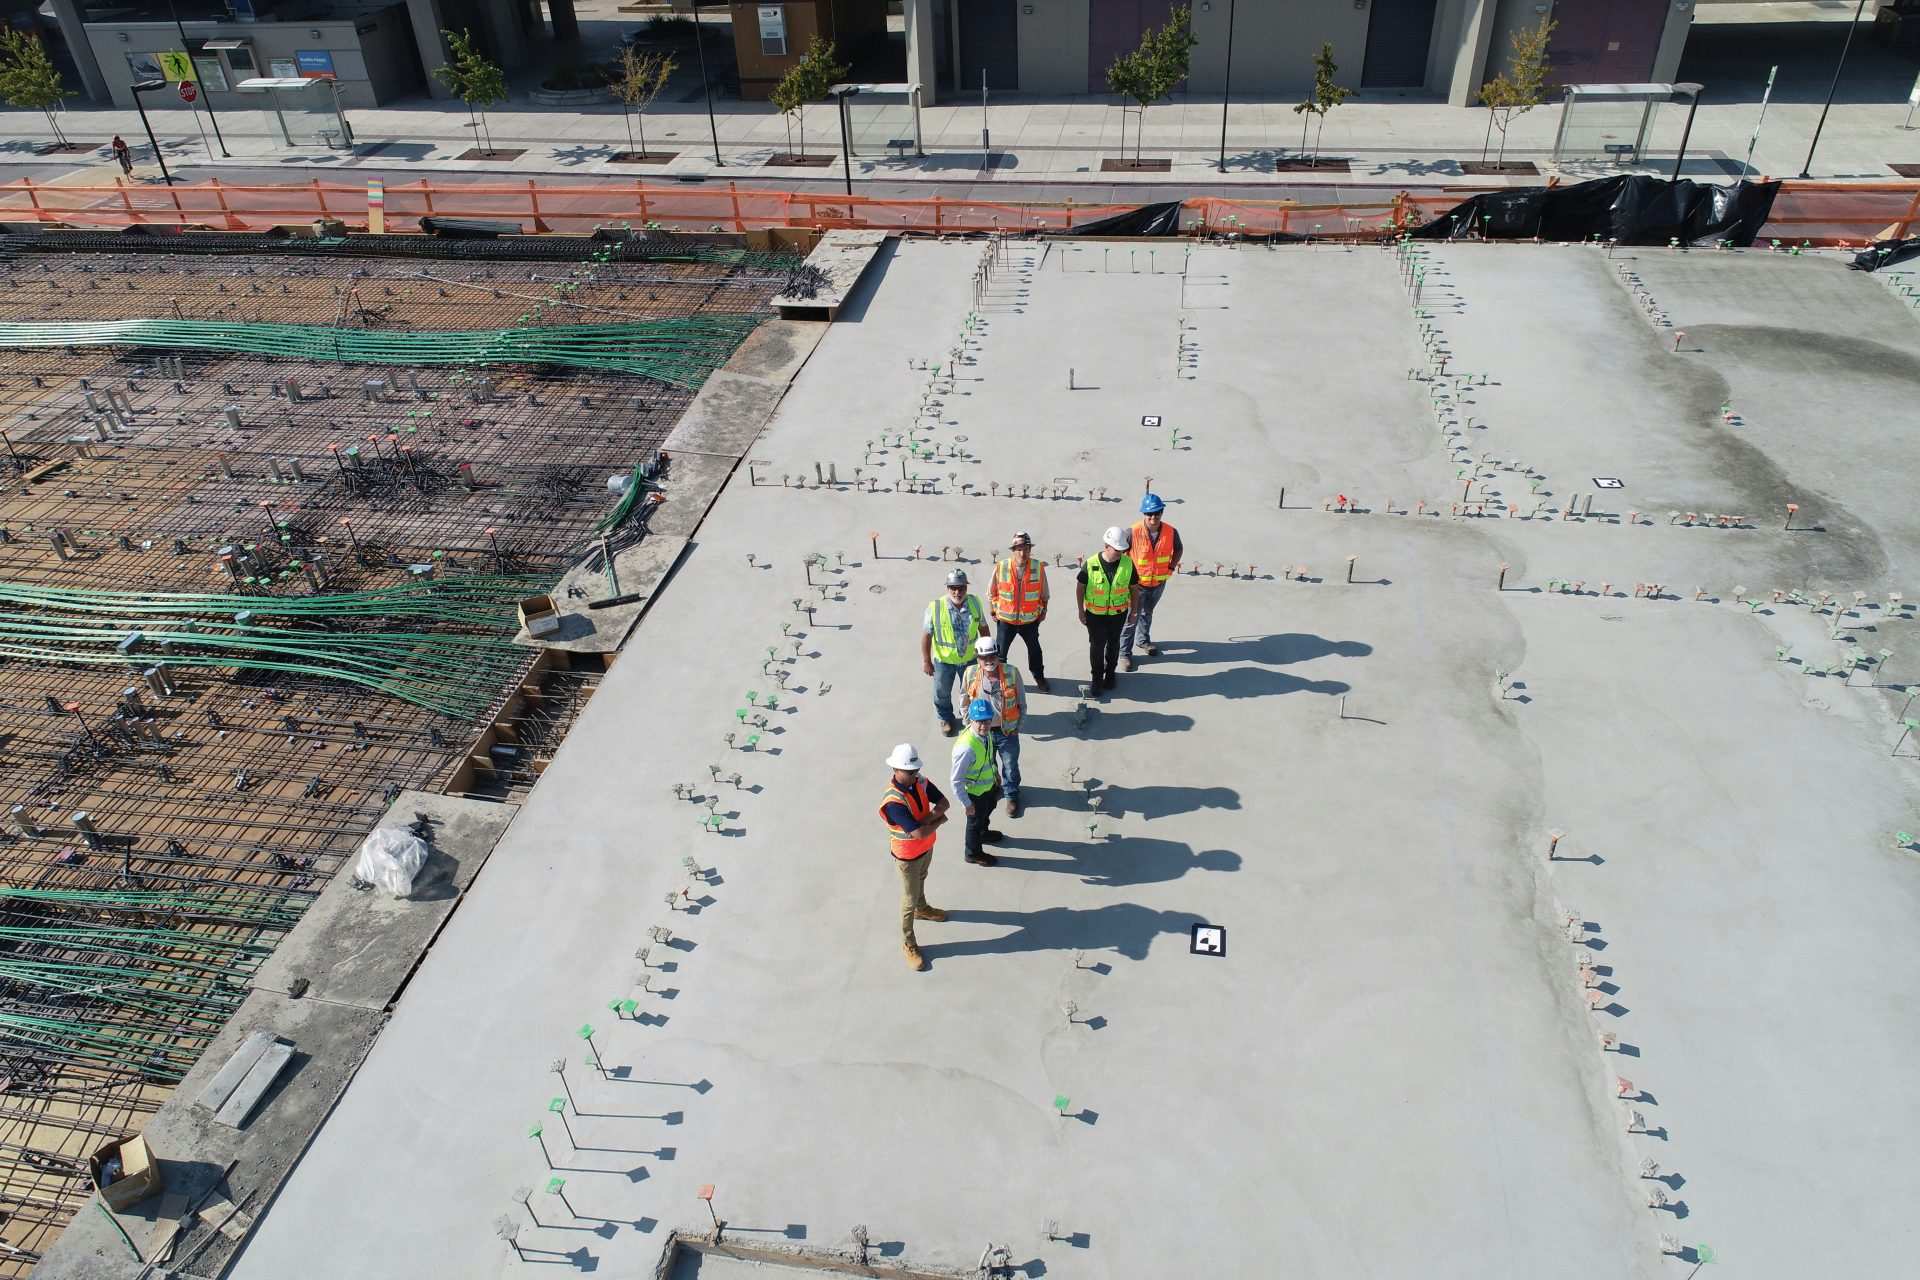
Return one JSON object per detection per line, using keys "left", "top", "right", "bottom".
{"left": 963, "top": 661, "right": 1022, "bottom": 727}
{"left": 1130, "top": 519, "right": 1177, "bottom": 586}
{"left": 879, "top": 777, "right": 937, "bottom": 860}
{"left": 990, "top": 557, "right": 1047, "bottom": 624}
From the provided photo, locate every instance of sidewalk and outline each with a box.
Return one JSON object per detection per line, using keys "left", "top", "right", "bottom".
{"left": 3, "top": 90, "right": 1916, "bottom": 188}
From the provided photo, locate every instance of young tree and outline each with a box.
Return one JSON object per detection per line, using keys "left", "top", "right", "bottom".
{"left": 1105, "top": 4, "right": 1196, "bottom": 165}
{"left": 1476, "top": 16, "right": 1555, "bottom": 167}
{"left": 770, "top": 36, "right": 848, "bottom": 159}
{"left": 615, "top": 46, "right": 675, "bottom": 158}
{"left": 435, "top": 29, "right": 508, "bottom": 157}
{"left": 1291, "top": 42, "right": 1351, "bottom": 167}
{"left": 0, "top": 29, "right": 69, "bottom": 149}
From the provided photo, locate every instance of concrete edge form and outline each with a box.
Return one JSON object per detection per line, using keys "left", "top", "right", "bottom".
{"left": 31, "top": 792, "right": 521, "bottom": 1280}
{"left": 772, "top": 230, "right": 891, "bottom": 319}
{"left": 653, "top": 1230, "right": 975, "bottom": 1279}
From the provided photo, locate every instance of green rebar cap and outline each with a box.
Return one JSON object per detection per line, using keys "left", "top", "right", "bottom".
{"left": 577, "top": 1024, "right": 595, "bottom": 1040}
{"left": 1053, "top": 1094, "right": 1070, "bottom": 1113}
{"left": 548, "top": 1097, "right": 565, "bottom": 1113}
{"left": 527, "top": 1123, "right": 543, "bottom": 1139}
{"left": 546, "top": 1177, "right": 565, "bottom": 1195}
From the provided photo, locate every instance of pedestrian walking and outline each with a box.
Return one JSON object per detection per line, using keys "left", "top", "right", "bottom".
{"left": 1078, "top": 527, "right": 1140, "bottom": 693}
{"left": 878, "top": 743, "right": 950, "bottom": 971}
{"left": 921, "top": 567, "right": 987, "bottom": 737}
{"left": 961, "top": 633, "right": 1026, "bottom": 816}
{"left": 989, "top": 531, "right": 1049, "bottom": 693}
{"left": 1120, "top": 492, "right": 1182, "bottom": 670}
{"left": 950, "top": 698, "right": 1004, "bottom": 866}
{"left": 109, "top": 135, "right": 132, "bottom": 176}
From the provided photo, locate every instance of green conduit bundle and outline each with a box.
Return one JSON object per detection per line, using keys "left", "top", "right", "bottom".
{"left": 0, "top": 316, "right": 761, "bottom": 389}
{"left": 0, "top": 576, "right": 549, "bottom": 719}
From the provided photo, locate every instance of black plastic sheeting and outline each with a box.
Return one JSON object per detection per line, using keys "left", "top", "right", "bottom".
{"left": 1850, "top": 238, "right": 1920, "bottom": 272}
{"left": 1053, "top": 201, "right": 1185, "bottom": 237}
{"left": 1410, "top": 175, "right": 1781, "bottom": 247}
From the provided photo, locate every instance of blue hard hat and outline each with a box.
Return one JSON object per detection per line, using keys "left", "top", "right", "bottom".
{"left": 1140, "top": 492, "right": 1165, "bottom": 514}
{"left": 967, "top": 698, "right": 994, "bottom": 722}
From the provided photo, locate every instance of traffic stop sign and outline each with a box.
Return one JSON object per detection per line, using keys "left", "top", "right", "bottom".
{"left": 178, "top": 79, "right": 197, "bottom": 103}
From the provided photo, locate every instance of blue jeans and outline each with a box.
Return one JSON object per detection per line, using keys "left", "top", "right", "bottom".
{"left": 992, "top": 728, "right": 1021, "bottom": 801}
{"left": 931, "top": 658, "right": 974, "bottom": 725}
{"left": 1121, "top": 582, "right": 1167, "bottom": 655}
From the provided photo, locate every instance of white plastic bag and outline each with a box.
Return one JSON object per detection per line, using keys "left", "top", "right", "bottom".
{"left": 353, "top": 827, "right": 429, "bottom": 898}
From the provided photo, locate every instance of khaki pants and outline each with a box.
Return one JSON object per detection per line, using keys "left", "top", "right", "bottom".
{"left": 897, "top": 850, "right": 932, "bottom": 945}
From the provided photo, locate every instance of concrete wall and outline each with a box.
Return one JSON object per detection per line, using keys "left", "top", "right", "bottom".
{"left": 1185, "top": 0, "right": 1372, "bottom": 97}
{"left": 83, "top": 3, "right": 421, "bottom": 110}
{"left": 730, "top": 0, "right": 825, "bottom": 100}
{"left": 1015, "top": 0, "right": 1088, "bottom": 96}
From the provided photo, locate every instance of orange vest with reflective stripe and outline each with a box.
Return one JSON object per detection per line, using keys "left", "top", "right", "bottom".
{"left": 990, "top": 557, "right": 1047, "bottom": 623}
{"left": 963, "top": 661, "right": 1022, "bottom": 727}
{"left": 879, "top": 778, "right": 937, "bottom": 860}
{"left": 1130, "top": 519, "right": 1176, "bottom": 586}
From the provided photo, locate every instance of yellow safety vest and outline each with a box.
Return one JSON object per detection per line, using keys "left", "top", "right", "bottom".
{"left": 928, "top": 594, "right": 986, "bottom": 665}
{"left": 1083, "top": 555, "right": 1134, "bottom": 615}
{"left": 957, "top": 728, "right": 996, "bottom": 795}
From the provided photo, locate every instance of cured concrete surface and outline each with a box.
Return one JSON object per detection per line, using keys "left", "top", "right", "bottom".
{"left": 226, "top": 240, "right": 1920, "bottom": 1279}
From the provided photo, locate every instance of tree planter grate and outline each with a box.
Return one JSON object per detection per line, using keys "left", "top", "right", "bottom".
{"left": 610, "top": 151, "right": 678, "bottom": 165}
{"left": 1460, "top": 160, "right": 1540, "bottom": 176}
{"left": 1102, "top": 158, "right": 1171, "bottom": 172}
{"left": 1271, "top": 158, "right": 1352, "bottom": 173}
{"left": 768, "top": 153, "right": 835, "bottom": 167}
{"left": 457, "top": 148, "right": 527, "bottom": 161}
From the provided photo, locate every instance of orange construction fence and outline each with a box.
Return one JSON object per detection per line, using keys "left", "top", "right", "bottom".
{"left": 0, "top": 176, "right": 1915, "bottom": 245}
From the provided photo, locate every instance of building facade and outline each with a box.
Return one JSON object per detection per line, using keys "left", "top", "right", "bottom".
{"left": 903, "top": 0, "right": 1693, "bottom": 106}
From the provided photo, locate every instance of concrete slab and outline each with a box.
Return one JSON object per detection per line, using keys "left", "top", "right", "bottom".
{"left": 250, "top": 791, "right": 518, "bottom": 1009}
{"left": 222, "top": 239, "right": 1920, "bottom": 1280}
{"left": 663, "top": 371, "right": 793, "bottom": 460}
{"left": 772, "top": 230, "right": 889, "bottom": 318}
{"left": 517, "top": 534, "right": 690, "bottom": 653}
{"left": 723, "top": 319, "right": 829, "bottom": 387}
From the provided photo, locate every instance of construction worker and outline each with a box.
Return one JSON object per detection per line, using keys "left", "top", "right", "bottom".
{"left": 950, "top": 698, "right": 1004, "bottom": 865}
{"left": 989, "top": 531, "right": 1049, "bottom": 693}
{"left": 921, "top": 567, "right": 987, "bottom": 736}
{"left": 879, "top": 742, "right": 950, "bottom": 971}
{"left": 1120, "top": 492, "right": 1182, "bottom": 670}
{"left": 1077, "top": 527, "right": 1140, "bottom": 693}
{"left": 961, "top": 633, "right": 1026, "bottom": 817}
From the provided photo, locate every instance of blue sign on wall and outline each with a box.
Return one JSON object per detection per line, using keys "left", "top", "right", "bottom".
{"left": 294, "top": 49, "right": 335, "bottom": 79}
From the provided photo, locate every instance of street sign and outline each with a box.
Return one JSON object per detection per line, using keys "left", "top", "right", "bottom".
{"left": 177, "top": 79, "right": 197, "bottom": 104}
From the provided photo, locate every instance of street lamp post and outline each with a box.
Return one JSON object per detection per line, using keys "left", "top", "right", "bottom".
{"left": 160, "top": 0, "right": 228, "bottom": 156}
{"left": 1669, "top": 83, "right": 1703, "bottom": 181}
{"left": 1217, "top": 0, "right": 1237, "bottom": 174}
{"left": 130, "top": 81, "right": 176, "bottom": 185}
{"left": 1799, "top": 0, "right": 1869, "bottom": 179}
{"left": 691, "top": 0, "right": 724, "bottom": 166}
{"left": 834, "top": 85, "right": 856, "bottom": 198}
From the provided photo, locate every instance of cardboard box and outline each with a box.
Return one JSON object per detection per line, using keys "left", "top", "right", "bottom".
{"left": 90, "top": 1133, "right": 163, "bottom": 1211}
{"left": 517, "top": 593, "right": 557, "bottom": 632}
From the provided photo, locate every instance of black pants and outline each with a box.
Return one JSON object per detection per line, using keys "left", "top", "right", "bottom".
{"left": 1085, "top": 613, "right": 1125, "bottom": 686}
{"left": 995, "top": 618, "right": 1045, "bottom": 680}
{"left": 964, "top": 783, "right": 1000, "bottom": 856}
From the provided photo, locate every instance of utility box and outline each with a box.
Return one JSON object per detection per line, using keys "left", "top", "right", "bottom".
{"left": 90, "top": 1133, "right": 163, "bottom": 1211}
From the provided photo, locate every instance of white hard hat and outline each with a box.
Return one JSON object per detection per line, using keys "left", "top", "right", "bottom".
{"left": 974, "top": 635, "right": 1000, "bottom": 657}
{"left": 886, "top": 743, "right": 922, "bottom": 771}
{"left": 1103, "top": 526, "right": 1130, "bottom": 551}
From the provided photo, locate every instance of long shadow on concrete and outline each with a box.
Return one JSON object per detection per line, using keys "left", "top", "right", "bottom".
{"left": 1146, "top": 634, "right": 1373, "bottom": 665}
{"left": 989, "top": 835, "right": 1241, "bottom": 888}
{"left": 918, "top": 904, "right": 1198, "bottom": 962}
{"left": 1117, "top": 667, "right": 1350, "bottom": 703}
{"left": 1021, "top": 708, "right": 1196, "bottom": 740}
{"left": 1017, "top": 783, "right": 1240, "bottom": 820}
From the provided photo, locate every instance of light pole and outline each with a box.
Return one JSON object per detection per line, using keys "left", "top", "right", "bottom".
{"left": 1799, "top": 0, "right": 1869, "bottom": 179}
{"left": 1217, "top": 0, "right": 1237, "bottom": 174}
{"left": 160, "top": 0, "right": 228, "bottom": 156}
{"left": 1669, "top": 83, "right": 1703, "bottom": 181}
{"left": 129, "top": 80, "right": 176, "bottom": 185}
{"left": 834, "top": 84, "right": 856, "bottom": 197}
{"left": 691, "top": 0, "right": 724, "bottom": 166}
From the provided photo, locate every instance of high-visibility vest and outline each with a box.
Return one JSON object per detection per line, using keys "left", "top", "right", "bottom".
{"left": 956, "top": 728, "right": 996, "bottom": 796}
{"left": 990, "top": 557, "right": 1047, "bottom": 623}
{"left": 964, "top": 661, "right": 1022, "bottom": 727}
{"left": 1130, "top": 519, "right": 1177, "bottom": 586}
{"left": 927, "top": 594, "right": 986, "bottom": 665}
{"left": 879, "top": 777, "right": 937, "bottom": 860}
{"left": 1082, "top": 555, "right": 1135, "bottom": 615}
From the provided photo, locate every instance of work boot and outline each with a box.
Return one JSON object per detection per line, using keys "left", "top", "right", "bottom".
{"left": 913, "top": 906, "right": 948, "bottom": 922}
{"left": 1006, "top": 798, "right": 1022, "bottom": 819}
{"left": 965, "top": 851, "right": 998, "bottom": 866}
{"left": 903, "top": 942, "right": 927, "bottom": 971}
{"left": 1123, "top": 656, "right": 1138, "bottom": 672}
{"left": 982, "top": 829, "right": 1005, "bottom": 844}
{"left": 1144, "top": 645, "right": 1159, "bottom": 657}
{"left": 1034, "top": 676, "right": 1051, "bottom": 693}
{"left": 940, "top": 720, "right": 958, "bottom": 737}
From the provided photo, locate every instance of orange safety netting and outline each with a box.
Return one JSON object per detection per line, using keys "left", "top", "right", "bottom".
{"left": 0, "top": 177, "right": 1915, "bottom": 245}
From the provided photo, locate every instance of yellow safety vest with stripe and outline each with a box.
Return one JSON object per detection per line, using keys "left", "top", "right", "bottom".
{"left": 1082, "top": 555, "right": 1135, "bottom": 615}
{"left": 879, "top": 777, "right": 937, "bottom": 860}
{"left": 927, "top": 594, "right": 987, "bottom": 665}
{"left": 1130, "top": 519, "right": 1177, "bottom": 586}
{"left": 957, "top": 727, "right": 996, "bottom": 796}
{"left": 990, "top": 557, "right": 1047, "bottom": 623}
